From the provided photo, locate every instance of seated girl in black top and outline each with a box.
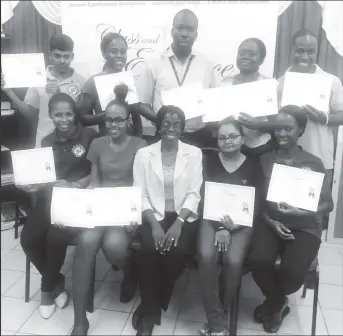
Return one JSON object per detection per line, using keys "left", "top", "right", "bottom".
{"left": 197, "top": 119, "right": 264, "bottom": 336}
{"left": 248, "top": 105, "right": 333, "bottom": 333}
{"left": 20, "top": 93, "right": 97, "bottom": 320}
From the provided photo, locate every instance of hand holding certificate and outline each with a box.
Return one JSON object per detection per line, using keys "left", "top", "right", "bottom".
{"left": 50, "top": 187, "right": 142, "bottom": 228}
{"left": 281, "top": 72, "right": 332, "bottom": 112}
{"left": 161, "top": 82, "right": 205, "bottom": 120}
{"left": 267, "top": 164, "right": 325, "bottom": 212}
{"left": 94, "top": 71, "right": 139, "bottom": 111}
{"left": 202, "top": 79, "right": 278, "bottom": 122}
{"left": 1, "top": 53, "right": 46, "bottom": 88}
{"left": 11, "top": 147, "right": 56, "bottom": 186}
{"left": 203, "top": 182, "right": 255, "bottom": 227}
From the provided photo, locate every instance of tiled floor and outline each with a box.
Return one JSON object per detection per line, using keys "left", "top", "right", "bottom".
{"left": 1, "top": 227, "right": 343, "bottom": 335}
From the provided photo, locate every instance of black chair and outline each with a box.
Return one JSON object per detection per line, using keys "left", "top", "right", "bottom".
{"left": 24, "top": 236, "right": 96, "bottom": 313}
{"left": 228, "top": 256, "right": 320, "bottom": 336}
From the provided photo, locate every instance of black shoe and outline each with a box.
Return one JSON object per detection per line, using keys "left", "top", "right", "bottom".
{"left": 136, "top": 318, "right": 154, "bottom": 336}
{"left": 71, "top": 318, "right": 89, "bottom": 336}
{"left": 254, "top": 299, "right": 273, "bottom": 323}
{"left": 263, "top": 297, "right": 290, "bottom": 333}
{"left": 120, "top": 261, "right": 138, "bottom": 303}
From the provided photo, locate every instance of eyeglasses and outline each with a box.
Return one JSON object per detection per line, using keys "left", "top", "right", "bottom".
{"left": 218, "top": 134, "right": 242, "bottom": 142}
{"left": 104, "top": 117, "right": 129, "bottom": 126}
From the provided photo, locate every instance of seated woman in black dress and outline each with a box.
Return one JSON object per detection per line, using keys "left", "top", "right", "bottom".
{"left": 20, "top": 93, "right": 97, "bottom": 319}
{"left": 248, "top": 105, "right": 334, "bottom": 333}
{"left": 197, "top": 119, "right": 264, "bottom": 336}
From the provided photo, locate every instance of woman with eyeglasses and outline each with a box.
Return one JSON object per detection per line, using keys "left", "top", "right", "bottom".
{"left": 248, "top": 106, "right": 333, "bottom": 333}
{"left": 132, "top": 105, "right": 202, "bottom": 335}
{"left": 71, "top": 84, "right": 146, "bottom": 335}
{"left": 197, "top": 119, "right": 264, "bottom": 336}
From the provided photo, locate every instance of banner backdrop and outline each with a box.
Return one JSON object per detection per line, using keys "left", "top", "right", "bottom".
{"left": 61, "top": 1, "right": 279, "bottom": 80}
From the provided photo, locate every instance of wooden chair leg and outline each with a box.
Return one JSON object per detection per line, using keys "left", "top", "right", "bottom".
{"left": 311, "top": 273, "right": 319, "bottom": 336}
{"left": 25, "top": 257, "right": 31, "bottom": 302}
{"left": 86, "top": 257, "right": 96, "bottom": 313}
{"left": 301, "top": 283, "right": 308, "bottom": 298}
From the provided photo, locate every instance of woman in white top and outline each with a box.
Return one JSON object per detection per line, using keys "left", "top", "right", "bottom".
{"left": 132, "top": 105, "right": 203, "bottom": 335}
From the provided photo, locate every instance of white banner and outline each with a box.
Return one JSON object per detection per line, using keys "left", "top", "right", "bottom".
{"left": 61, "top": 1, "right": 278, "bottom": 80}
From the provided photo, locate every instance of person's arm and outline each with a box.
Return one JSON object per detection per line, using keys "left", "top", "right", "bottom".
{"left": 4, "top": 87, "right": 39, "bottom": 120}
{"left": 86, "top": 139, "right": 102, "bottom": 187}
{"left": 181, "top": 149, "right": 203, "bottom": 219}
{"left": 78, "top": 92, "right": 106, "bottom": 126}
{"left": 69, "top": 175, "right": 91, "bottom": 188}
{"left": 137, "top": 103, "right": 157, "bottom": 122}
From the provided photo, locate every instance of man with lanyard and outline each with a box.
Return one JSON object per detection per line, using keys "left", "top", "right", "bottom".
{"left": 145, "top": 8, "right": 219, "bottom": 148}
{"left": 278, "top": 29, "right": 343, "bottom": 229}
{"left": 1, "top": 34, "right": 85, "bottom": 148}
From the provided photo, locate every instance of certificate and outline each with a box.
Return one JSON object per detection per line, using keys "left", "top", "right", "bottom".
{"left": 11, "top": 147, "right": 56, "bottom": 186}
{"left": 1, "top": 53, "right": 46, "bottom": 88}
{"left": 94, "top": 71, "right": 139, "bottom": 111}
{"left": 92, "top": 187, "right": 142, "bottom": 226}
{"left": 50, "top": 188, "right": 95, "bottom": 228}
{"left": 161, "top": 82, "right": 205, "bottom": 120}
{"left": 281, "top": 72, "right": 332, "bottom": 112}
{"left": 267, "top": 164, "right": 325, "bottom": 212}
{"left": 204, "top": 182, "right": 255, "bottom": 227}
{"left": 202, "top": 79, "right": 278, "bottom": 122}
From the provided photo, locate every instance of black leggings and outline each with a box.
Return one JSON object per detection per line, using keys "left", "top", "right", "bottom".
{"left": 20, "top": 191, "right": 77, "bottom": 292}
{"left": 136, "top": 212, "right": 198, "bottom": 325}
{"left": 248, "top": 221, "right": 320, "bottom": 308}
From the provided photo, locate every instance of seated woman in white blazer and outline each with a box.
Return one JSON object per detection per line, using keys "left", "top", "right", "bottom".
{"left": 132, "top": 105, "right": 203, "bottom": 335}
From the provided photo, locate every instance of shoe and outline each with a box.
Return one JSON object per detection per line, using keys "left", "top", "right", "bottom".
{"left": 71, "top": 318, "right": 90, "bottom": 336}
{"left": 136, "top": 318, "right": 154, "bottom": 336}
{"left": 204, "top": 329, "right": 227, "bottom": 336}
{"left": 263, "top": 297, "right": 290, "bottom": 333}
{"left": 54, "top": 290, "right": 69, "bottom": 308}
{"left": 120, "top": 261, "right": 138, "bottom": 303}
{"left": 254, "top": 299, "right": 273, "bottom": 323}
{"left": 199, "top": 323, "right": 209, "bottom": 335}
{"left": 39, "top": 303, "right": 56, "bottom": 319}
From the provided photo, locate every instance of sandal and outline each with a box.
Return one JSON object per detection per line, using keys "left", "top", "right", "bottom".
{"left": 263, "top": 297, "right": 290, "bottom": 333}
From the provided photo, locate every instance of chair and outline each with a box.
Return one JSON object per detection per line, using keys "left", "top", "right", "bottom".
{"left": 24, "top": 236, "right": 96, "bottom": 313}
{"left": 228, "top": 256, "right": 320, "bottom": 336}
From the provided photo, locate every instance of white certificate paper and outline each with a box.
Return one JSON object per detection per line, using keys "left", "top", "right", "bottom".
{"left": 11, "top": 147, "right": 56, "bottom": 186}
{"left": 281, "top": 72, "right": 332, "bottom": 112}
{"left": 202, "top": 79, "right": 278, "bottom": 122}
{"left": 94, "top": 71, "right": 139, "bottom": 111}
{"left": 51, "top": 188, "right": 95, "bottom": 228}
{"left": 267, "top": 164, "right": 325, "bottom": 212}
{"left": 204, "top": 182, "right": 255, "bottom": 227}
{"left": 92, "top": 187, "right": 142, "bottom": 226}
{"left": 161, "top": 82, "right": 205, "bottom": 120}
{"left": 1, "top": 53, "right": 47, "bottom": 88}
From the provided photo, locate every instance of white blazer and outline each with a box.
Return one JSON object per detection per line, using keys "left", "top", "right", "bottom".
{"left": 133, "top": 140, "right": 203, "bottom": 222}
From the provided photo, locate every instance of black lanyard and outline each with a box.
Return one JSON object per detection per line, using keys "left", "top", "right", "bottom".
{"left": 169, "top": 55, "right": 195, "bottom": 87}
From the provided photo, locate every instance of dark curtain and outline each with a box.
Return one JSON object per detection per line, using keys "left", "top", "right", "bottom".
{"left": 2, "top": 0, "right": 62, "bottom": 149}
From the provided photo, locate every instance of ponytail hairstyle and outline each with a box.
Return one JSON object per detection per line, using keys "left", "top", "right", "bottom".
{"left": 105, "top": 83, "right": 131, "bottom": 119}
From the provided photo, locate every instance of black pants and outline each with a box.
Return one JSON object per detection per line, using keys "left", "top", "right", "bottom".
{"left": 20, "top": 190, "right": 78, "bottom": 292}
{"left": 197, "top": 220, "right": 253, "bottom": 332}
{"left": 248, "top": 221, "right": 321, "bottom": 309}
{"left": 136, "top": 212, "right": 198, "bottom": 325}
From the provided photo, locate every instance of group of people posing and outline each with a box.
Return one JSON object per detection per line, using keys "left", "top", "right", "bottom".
{"left": 1, "top": 8, "right": 342, "bottom": 336}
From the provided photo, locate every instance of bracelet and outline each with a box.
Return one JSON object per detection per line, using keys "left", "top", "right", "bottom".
{"left": 324, "top": 113, "right": 329, "bottom": 126}
{"left": 177, "top": 217, "right": 185, "bottom": 224}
